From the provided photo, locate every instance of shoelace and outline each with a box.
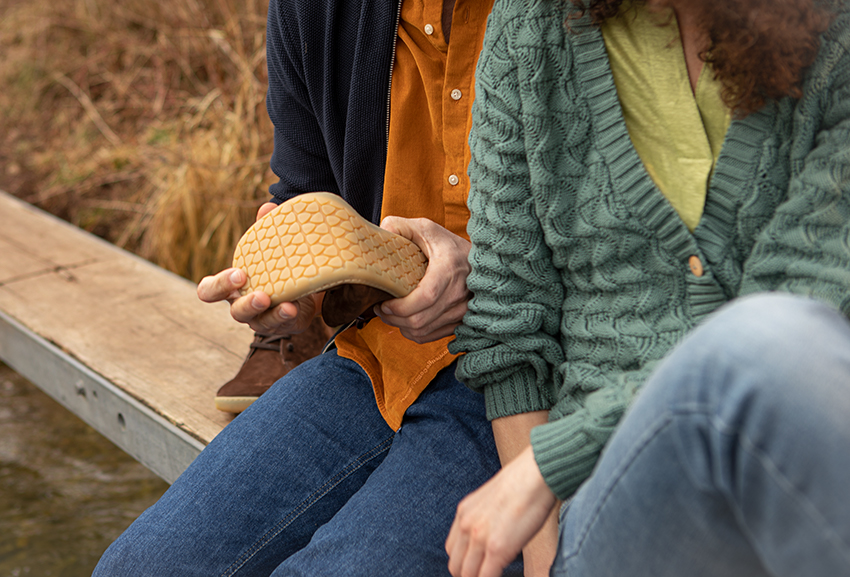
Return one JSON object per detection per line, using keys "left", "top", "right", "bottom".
{"left": 249, "top": 333, "right": 293, "bottom": 356}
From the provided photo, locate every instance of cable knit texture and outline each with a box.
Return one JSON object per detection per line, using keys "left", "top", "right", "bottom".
{"left": 451, "top": 0, "right": 850, "bottom": 499}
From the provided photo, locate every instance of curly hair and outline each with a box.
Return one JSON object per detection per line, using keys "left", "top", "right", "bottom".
{"left": 569, "top": 0, "right": 836, "bottom": 115}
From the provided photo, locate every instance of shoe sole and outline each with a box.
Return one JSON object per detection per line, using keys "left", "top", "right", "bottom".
{"left": 214, "top": 395, "right": 258, "bottom": 413}
{"left": 233, "top": 193, "right": 427, "bottom": 306}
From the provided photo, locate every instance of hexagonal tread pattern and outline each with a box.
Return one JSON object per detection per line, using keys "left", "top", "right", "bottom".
{"left": 233, "top": 193, "right": 427, "bottom": 305}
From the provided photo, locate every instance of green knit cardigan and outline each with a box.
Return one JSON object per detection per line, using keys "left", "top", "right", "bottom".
{"left": 450, "top": 0, "right": 850, "bottom": 499}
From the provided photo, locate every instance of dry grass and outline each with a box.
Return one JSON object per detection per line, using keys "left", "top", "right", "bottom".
{"left": 0, "top": 0, "right": 274, "bottom": 281}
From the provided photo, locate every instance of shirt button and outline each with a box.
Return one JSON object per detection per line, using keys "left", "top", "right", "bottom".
{"left": 450, "top": 89, "right": 462, "bottom": 101}
{"left": 448, "top": 174, "right": 460, "bottom": 186}
{"left": 424, "top": 24, "right": 434, "bottom": 35}
{"left": 688, "top": 256, "right": 704, "bottom": 277}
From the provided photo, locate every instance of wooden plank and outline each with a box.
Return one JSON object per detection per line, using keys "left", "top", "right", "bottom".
{"left": 0, "top": 191, "right": 254, "bottom": 478}
{"left": 0, "top": 311, "right": 206, "bottom": 484}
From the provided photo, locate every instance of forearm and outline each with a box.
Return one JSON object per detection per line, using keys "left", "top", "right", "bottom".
{"left": 491, "top": 412, "right": 559, "bottom": 577}
{"left": 492, "top": 410, "right": 549, "bottom": 464}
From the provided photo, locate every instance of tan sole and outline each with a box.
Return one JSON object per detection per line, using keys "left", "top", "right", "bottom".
{"left": 214, "top": 395, "right": 258, "bottom": 413}
{"left": 233, "top": 193, "right": 427, "bottom": 306}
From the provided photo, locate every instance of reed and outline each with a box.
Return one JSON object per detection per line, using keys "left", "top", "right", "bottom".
{"left": 0, "top": 0, "right": 273, "bottom": 281}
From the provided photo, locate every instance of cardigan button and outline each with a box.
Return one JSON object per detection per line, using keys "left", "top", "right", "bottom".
{"left": 688, "top": 256, "right": 704, "bottom": 277}
{"left": 424, "top": 24, "right": 434, "bottom": 35}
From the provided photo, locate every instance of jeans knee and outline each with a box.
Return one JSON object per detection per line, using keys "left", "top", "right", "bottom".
{"left": 92, "top": 539, "right": 137, "bottom": 577}
{"left": 646, "top": 293, "right": 850, "bottom": 428}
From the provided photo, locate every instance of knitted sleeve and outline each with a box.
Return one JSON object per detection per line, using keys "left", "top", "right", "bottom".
{"left": 451, "top": 0, "right": 566, "bottom": 420}
{"left": 741, "top": 25, "right": 850, "bottom": 309}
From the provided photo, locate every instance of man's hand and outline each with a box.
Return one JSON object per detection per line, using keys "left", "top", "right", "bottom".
{"left": 375, "top": 217, "right": 472, "bottom": 343}
{"left": 445, "top": 447, "right": 558, "bottom": 577}
{"left": 196, "top": 202, "right": 321, "bottom": 336}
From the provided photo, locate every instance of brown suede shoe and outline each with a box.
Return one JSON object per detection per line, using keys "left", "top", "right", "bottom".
{"left": 215, "top": 317, "right": 334, "bottom": 413}
{"left": 321, "top": 284, "right": 394, "bottom": 327}
{"left": 231, "top": 192, "right": 427, "bottom": 322}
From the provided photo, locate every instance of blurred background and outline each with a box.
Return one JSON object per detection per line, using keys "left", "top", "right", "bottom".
{"left": 1, "top": 0, "right": 274, "bottom": 282}
{"left": 1, "top": 0, "right": 275, "bottom": 573}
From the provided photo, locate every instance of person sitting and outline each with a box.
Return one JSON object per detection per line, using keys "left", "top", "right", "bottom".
{"left": 445, "top": 0, "right": 850, "bottom": 575}
{"left": 92, "top": 0, "right": 538, "bottom": 575}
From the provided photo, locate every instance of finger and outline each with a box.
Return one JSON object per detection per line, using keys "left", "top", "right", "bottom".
{"left": 380, "top": 216, "right": 428, "bottom": 254}
{"left": 197, "top": 268, "right": 247, "bottom": 303}
{"left": 395, "top": 317, "right": 461, "bottom": 344}
{"left": 478, "top": 555, "right": 508, "bottom": 577}
{"left": 379, "top": 215, "right": 401, "bottom": 236}
{"left": 247, "top": 296, "right": 319, "bottom": 335}
{"left": 246, "top": 303, "right": 298, "bottom": 334}
{"left": 459, "top": 538, "right": 486, "bottom": 577}
{"left": 380, "top": 252, "right": 468, "bottom": 319}
{"left": 446, "top": 517, "right": 459, "bottom": 556}
{"left": 230, "top": 291, "right": 271, "bottom": 323}
{"left": 382, "top": 273, "right": 450, "bottom": 318}
{"left": 378, "top": 301, "right": 467, "bottom": 343}
{"left": 379, "top": 218, "right": 471, "bottom": 319}
{"left": 380, "top": 297, "right": 467, "bottom": 330}
{"left": 256, "top": 202, "right": 277, "bottom": 220}
{"left": 446, "top": 524, "right": 470, "bottom": 577}
{"left": 399, "top": 322, "right": 461, "bottom": 345}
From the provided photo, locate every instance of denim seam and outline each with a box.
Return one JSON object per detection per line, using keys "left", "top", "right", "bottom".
{"left": 220, "top": 434, "right": 395, "bottom": 577}
{"left": 709, "top": 415, "right": 850, "bottom": 569}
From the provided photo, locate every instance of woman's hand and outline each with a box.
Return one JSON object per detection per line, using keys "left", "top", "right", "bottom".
{"left": 375, "top": 217, "right": 472, "bottom": 343}
{"left": 446, "top": 447, "right": 558, "bottom": 577}
{"left": 196, "top": 202, "right": 321, "bottom": 336}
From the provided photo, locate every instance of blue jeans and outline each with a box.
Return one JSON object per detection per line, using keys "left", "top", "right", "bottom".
{"left": 552, "top": 294, "right": 850, "bottom": 576}
{"left": 94, "top": 352, "right": 521, "bottom": 576}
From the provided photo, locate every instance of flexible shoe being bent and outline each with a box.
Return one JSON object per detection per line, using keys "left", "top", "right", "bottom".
{"left": 232, "top": 192, "right": 428, "bottom": 326}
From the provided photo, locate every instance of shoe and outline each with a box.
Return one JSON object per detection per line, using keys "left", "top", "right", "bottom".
{"left": 214, "top": 317, "right": 333, "bottom": 413}
{"left": 321, "top": 284, "right": 394, "bottom": 326}
{"left": 232, "top": 192, "right": 427, "bottom": 326}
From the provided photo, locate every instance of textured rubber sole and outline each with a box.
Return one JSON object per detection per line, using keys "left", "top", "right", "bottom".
{"left": 233, "top": 193, "right": 427, "bottom": 306}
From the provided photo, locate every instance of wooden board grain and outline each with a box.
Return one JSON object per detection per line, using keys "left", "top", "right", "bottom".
{"left": 0, "top": 191, "right": 253, "bottom": 459}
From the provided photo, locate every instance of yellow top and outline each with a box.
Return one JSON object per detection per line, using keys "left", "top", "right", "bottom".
{"left": 601, "top": 2, "right": 731, "bottom": 231}
{"left": 334, "top": 0, "right": 494, "bottom": 431}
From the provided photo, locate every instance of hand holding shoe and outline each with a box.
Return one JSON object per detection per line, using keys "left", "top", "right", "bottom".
{"left": 375, "top": 217, "right": 472, "bottom": 344}
{"left": 197, "top": 202, "right": 321, "bottom": 336}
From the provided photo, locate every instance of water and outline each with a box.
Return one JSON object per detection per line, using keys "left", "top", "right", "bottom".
{"left": 0, "top": 362, "right": 169, "bottom": 577}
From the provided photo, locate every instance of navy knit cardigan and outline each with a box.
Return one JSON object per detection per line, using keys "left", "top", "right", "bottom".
{"left": 265, "top": 0, "right": 400, "bottom": 225}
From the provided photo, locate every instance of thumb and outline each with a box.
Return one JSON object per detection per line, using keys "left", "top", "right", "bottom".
{"left": 380, "top": 216, "right": 429, "bottom": 257}
{"left": 379, "top": 215, "right": 406, "bottom": 236}
{"left": 256, "top": 202, "right": 277, "bottom": 221}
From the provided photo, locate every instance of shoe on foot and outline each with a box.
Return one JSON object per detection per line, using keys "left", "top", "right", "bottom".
{"left": 232, "top": 192, "right": 427, "bottom": 326}
{"left": 215, "top": 317, "right": 333, "bottom": 413}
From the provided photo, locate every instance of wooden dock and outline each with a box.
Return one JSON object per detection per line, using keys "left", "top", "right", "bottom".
{"left": 0, "top": 190, "right": 254, "bottom": 483}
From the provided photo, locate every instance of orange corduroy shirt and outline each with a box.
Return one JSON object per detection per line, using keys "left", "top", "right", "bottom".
{"left": 334, "top": 0, "right": 493, "bottom": 431}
